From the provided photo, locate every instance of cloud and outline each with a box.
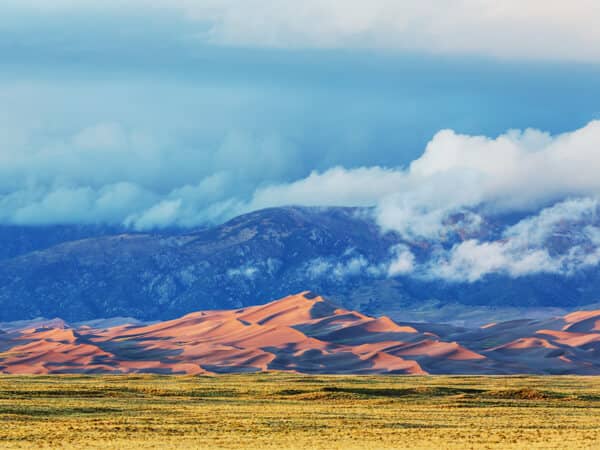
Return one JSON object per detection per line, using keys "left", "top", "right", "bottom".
{"left": 2, "top": 103, "right": 600, "bottom": 281}
{"left": 199, "top": 1, "right": 600, "bottom": 62}
{"left": 3, "top": 6, "right": 600, "bottom": 231}
{"left": 226, "top": 258, "right": 282, "bottom": 280}
{"left": 245, "top": 122, "right": 600, "bottom": 282}
{"left": 428, "top": 240, "right": 558, "bottom": 283}
{"left": 504, "top": 197, "right": 599, "bottom": 246}
{"left": 126, "top": 199, "right": 182, "bottom": 231}
{"left": 227, "top": 265, "right": 259, "bottom": 280}
{"left": 249, "top": 121, "right": 600, "bottom": 239}
{"left": 0, "top": 120, "right": 297, "bottom": 228}
{"left": 422, "top": 198, "right": 600, "bottom": 282}
{"left": 387, "top": 245, "right": 415, "bottom": 277}
{"left": 305, "top": 252, "right": 387, "bottom": 280}
{"left": 247, "top": 166, "right": 404, "bottom": 210}
{"left": 5, "top": 0, "right": 600, "bottom": 62}
{"left": 1, "top": 183, "right": 156, "bottom": 226}
{"left": 2, "top": 3, "right": 600, "bottom": 285}
{"left": 379, "top": 121, "right": 600, "bottom": 237}
{"left": 3, "top": 119, "right": 600, "bottom": 241}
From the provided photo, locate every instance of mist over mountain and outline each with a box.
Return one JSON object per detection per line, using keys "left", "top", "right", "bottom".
{"left": 2, "top": 205, "right": 600, "bottom": 324}
{"left": 2, "top": 0, "right": 600, "bottom": 336}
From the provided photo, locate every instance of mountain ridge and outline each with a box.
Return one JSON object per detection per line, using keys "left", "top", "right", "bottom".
{"left": 2, "top": 206, "right": 600, "bottom": 324}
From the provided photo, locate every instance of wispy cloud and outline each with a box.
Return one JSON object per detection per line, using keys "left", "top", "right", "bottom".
{"left": 398, "top": 198, "right": 600, "bottom": 282}
{"left": 305, "top": 250, "right": 388, "bottom": 280}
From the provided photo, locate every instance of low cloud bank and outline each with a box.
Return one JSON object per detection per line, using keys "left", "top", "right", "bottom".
{"left": 423, "top": 198, "right": 600, "bottom": 282}
{"left": 247, "top": 121, "right": 600, "bottom": 282}
{"left": 3, "top": 120, "right": 600, "bottom": 282}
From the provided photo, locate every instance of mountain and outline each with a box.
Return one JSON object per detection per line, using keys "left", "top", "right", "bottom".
{"left": 2, "top": 206, "right": 600, "bottom": 323}
{"left": 0, "top": 224, "right": 128, "bottom": 260}
{"left": 2, "top": 292, "right": 600, "bottom": 375}
{"left": 0, "top": 206, "right": 406, "bottom": 322}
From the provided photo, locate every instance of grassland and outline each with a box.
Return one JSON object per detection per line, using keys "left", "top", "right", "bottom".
{"left": 1, "top": 374, "right": 600, "bottom": 449}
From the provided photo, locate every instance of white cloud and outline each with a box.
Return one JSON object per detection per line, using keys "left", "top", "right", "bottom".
{"left": 303, "top": 196, "right": 600, "bottom": 282}
{"left": 227, "top": 265, "right": 259, "bottom": 279}
{"left": 0, "top": 120, "right": 293, "bottom": 229}
{"left": 387, "top": 245, "right": 415, "bottom": 276}
{"left": 408, "top": 123, "right": 600, "bottom": 210}
{"left": 305, "top": 253, "right": 387, "bottom": 280}
{"left": 429, "top": 240, "right": 558, "bottom": 283}
{"left": 305, "top": 258, "right": 333, "bottom": 279}
{"left": 126, "top": 199, "right": 182, "bottom": 230}
{"left": 7, "top": 0, "right": 600, "bottom": 62}
{"left": 1, "top": 183, "right": 156, "bottom": 226}
{"left": 249, "top": 121, "right": 600, "bottom": 240}
{"left": 3, "top": 119, "right": 600, "bottom": 241}
{"left": 504, "top": 197, "right": 599, "bottom": 246}
{"left": 247, "top": 166, "right": 404, "bottom": 211}
{"left": 380, "top": 122, "right": 600, "bottom": 239}
{"left": 424, "top": 198, "right": 600, "bottom": 282}
{"left": 10, "top": 186, "right": 97, "bottom": 226}
{"left": 244, "top": 122, "right": 600, "bottom": 282}
{"left": 184, "top": 0, "right": 600, "bottom": 63}
{"left": 3, "top": 109, "right": 600, "bottom": 281}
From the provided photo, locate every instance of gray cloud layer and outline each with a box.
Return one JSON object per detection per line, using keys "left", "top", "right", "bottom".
{"left": 6, "top": 0, "right": 600, "bottom": 62}
{"left": 3, "top": 121, "right": 600, "bottom": 229}
{"left": 3, "top": 3, "right": 600, "bottom": 281}
{"left": 3, "top": 114, "right": 600, "bottom": 281}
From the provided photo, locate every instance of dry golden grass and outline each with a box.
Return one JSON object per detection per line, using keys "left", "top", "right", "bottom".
{"left": 1, "top": 373, "right": 600, "bottom": 449}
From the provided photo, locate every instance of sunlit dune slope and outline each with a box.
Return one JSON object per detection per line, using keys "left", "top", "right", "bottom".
{"left": 2, "top": 291, "right": 600, "bottom": 375}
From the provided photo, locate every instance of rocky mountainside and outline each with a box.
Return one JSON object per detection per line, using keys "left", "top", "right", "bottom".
{"left": 2, "top": 206, "right": 600, "bottom": 323}
{"left": 0, "top": 207, "right": 397, "bottom": 321}
{"left": 2, "top": 292, "right": 600, "bottom": 375}
{"left": 0, "top": 224, "right": 128, "bottom": 261}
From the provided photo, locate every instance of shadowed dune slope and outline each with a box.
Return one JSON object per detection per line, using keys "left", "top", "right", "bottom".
{"left": 2, "top": 292, "right": 600, "bottom": 375}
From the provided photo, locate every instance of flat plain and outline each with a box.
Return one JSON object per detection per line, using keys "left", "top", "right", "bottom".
{"left": 1, "top": 374, "right": 599, "bottom": 449}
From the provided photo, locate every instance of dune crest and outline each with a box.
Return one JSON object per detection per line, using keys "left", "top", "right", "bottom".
{"left": 3, "top": 292, "right": 600, "bottom": 375}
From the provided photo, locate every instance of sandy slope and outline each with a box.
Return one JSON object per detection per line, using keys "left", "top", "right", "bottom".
{"left": 2, "top": 291, "right": 600, "bottom": 375}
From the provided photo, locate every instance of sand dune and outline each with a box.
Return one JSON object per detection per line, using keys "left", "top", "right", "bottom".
{"left": 2, "top": 293, "right": 600, "bottom": 375}
{"left": 562, "top": 311, "right": 600, "bottom": 333}
{"left": 489, "top": 337, "right": 559, "bottom": 351}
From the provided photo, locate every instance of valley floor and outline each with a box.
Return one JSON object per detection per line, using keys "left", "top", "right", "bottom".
{"left": 1, "top": 374, "right": 599, "bottom": 449}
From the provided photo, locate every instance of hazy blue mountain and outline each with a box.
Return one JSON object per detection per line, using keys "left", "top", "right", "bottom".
{"left": 1, "top": 206, "right": 600, "bottom": 323}
{"left": 0, "top": 224, "right": 128, "bottom": 260}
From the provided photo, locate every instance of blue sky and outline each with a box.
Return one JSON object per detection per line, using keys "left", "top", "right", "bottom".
{"left": 1, "top": 1, "right": 600, "bottom": 229}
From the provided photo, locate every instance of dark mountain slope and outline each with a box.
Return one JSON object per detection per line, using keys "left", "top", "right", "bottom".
{"left": 0, "top": 207, "right": 401, "bottom": 321}
{"left": 1, "top": 206, "right": 600, "bottom": 322}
